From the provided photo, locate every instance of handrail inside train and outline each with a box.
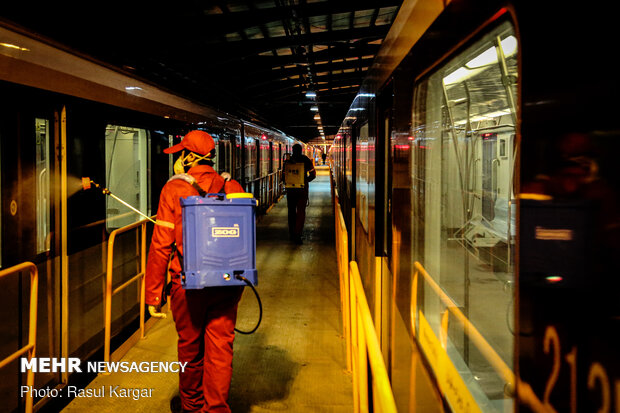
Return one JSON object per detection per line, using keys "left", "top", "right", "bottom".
{"left": 411, "top": 261, "right": 553, "bottom": 413}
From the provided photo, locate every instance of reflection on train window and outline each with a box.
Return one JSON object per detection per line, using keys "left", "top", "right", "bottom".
{"left": 36, "top": 118, "right": 51, "bottom": 254}
{"left": 273, "top": 143, "right": 280, "bottom": 173}
{"left": 358, "top": 122, "right": 369, "bottom": 232}
{"left": 260, "top": 139, "right": 269, "bottom": 177}
{"left": 245, "top": 138, "right": 256, "bottom": 182}
{"left": 105, "top": 125, "right": 151, "bottom": 230}
{"left": 411, "top": 20, "right": 517, "bottom": 409}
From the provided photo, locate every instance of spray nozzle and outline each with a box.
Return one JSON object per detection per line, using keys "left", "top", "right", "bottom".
{"left": 82, "top": 178, "right": 111, "bottom": 195}
{"left": 81, "top": 177, "right": 155, "bottom": 224}
{"left": 82, "top": 177, "right": 92, "bottom": 190}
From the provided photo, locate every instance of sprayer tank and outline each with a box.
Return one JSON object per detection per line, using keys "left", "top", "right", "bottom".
{"left": 180, "top": 194, "right": 257, "bottom": 288}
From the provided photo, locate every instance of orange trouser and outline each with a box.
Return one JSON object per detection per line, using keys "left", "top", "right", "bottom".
{"left": 286, "top": 188, "right": 308, "bottom": 237}
{"left": 170, "top": 282, "right": 243, "bottom": 412}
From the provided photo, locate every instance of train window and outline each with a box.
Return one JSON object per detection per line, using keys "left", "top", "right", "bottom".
{"left": 245, "top": 138, "right": 256, "bottom": 182}
{"left": 269, "top": 141, "right": 274, "bottom": 174}
{"left": 217, "top": 139, "right": 231, "bottom": 174}
{"left": 168, "top": 134, "right": 175, "bottom": 176}
{"left": 35, "top": 118, "right": 51, "bottom": 254}
{"left": 235, "top": 135, "right": 242, "bottom": 180}
{"left": 260, "top": 139, "right": 269, "bottom": 177}
{"left": 214, "top": 138, "right": 221, "bottom": 173}
{"left": 358, "top": 122, "right": 369, "bottom": 232}
{"left": 411, "top": 19, "right": 517, "bottom": 408}
{"left": 105, "top": 125, "right": 151, "bottom": 230}
{"left": 277, "top": 144, "right": 282, "bottom": 170}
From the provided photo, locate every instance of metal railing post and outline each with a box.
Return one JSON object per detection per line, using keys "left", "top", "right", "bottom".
{"left": 350, "top": 261, "right": 396, "bottom": 413}
{"left": 140, "top": 222, "right": 146, "bottom": 339}
{"left": 104, "top": 230, "right": 116, "bottom": 364}
{"left": 103, "top": 218, "right": 153, "bottom": 366}
{"left": 0, "top": 262, "right": 38, "bottom": 413}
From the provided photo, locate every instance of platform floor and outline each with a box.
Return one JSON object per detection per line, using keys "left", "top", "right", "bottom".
{"left": 62, "top": 171, "right": 352, "bottom": 412}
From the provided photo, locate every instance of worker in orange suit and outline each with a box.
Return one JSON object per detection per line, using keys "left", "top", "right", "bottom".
{"left": 145, "top": 130, "right": 245, "bottom": 412}
{"left": 283, "top": 143, "right": 316, "bottom": 244}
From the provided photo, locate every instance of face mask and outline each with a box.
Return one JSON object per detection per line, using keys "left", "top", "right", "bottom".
{"left": 174, "top": 151, "right": 187, "bottom": 175}
{"left": 173, "top": 151, "right": 212, "bottom": 175}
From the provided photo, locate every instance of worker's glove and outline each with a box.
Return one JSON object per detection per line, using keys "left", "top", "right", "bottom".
{"left": 148, "top": 304, "right": 167, "bottom": 319}
{"left": 220, "top": 172, "right": 231, "bottom": 181}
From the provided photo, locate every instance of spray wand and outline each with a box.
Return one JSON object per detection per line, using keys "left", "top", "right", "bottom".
{"left": 82, "top": 177, "right": 156, "bottom": 224}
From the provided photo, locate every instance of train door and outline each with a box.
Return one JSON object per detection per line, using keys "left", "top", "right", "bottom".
{"left": 376, "top": 83, "right": 393, "bottom": 369}
{"left": 0, "top": 96, "right": 62, "bottom": 412}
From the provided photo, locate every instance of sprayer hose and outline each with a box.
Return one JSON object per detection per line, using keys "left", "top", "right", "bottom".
{"left": 234, "top": 275, "right": 262, "bottom": 335}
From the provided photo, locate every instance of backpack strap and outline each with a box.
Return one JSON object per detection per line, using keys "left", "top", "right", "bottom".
{"left": 163, "top": 173, "right": 228, "bottom": 295}
{"left": 168, "top": 173, "right": 228, "bottom": 197}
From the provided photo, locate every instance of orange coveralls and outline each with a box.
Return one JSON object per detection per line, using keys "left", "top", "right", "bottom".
{"left": 146, "top": 164, "right": 244, "bottom": 412}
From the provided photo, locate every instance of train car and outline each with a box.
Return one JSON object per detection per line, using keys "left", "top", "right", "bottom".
{"left": 0, "top": 22, "right": 300, "bottom": 412}
{"left": 241, "top": 122, "right": 294, "bottom": 211}
{"left": 332, "top": 0, "right": 619, "bottom": 412}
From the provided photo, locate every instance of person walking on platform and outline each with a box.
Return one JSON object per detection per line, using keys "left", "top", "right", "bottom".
{"left": 283, "top": 143, "right": 316, "bottom": 244}
{"left": 145, "top": 130, "right": 245, "bottom": 413}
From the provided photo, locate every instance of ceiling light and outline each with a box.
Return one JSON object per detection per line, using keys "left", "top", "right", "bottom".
{"left": 466, "top": 36, "right": 518, "bottom": 68}
{"left": 313, "top": 114, "right": 321, "bottom": 120}
{"left": 305, "top": 91, "right": 317, "bottom": 98}
{"left": 444, "top": 36, "right": 518, "bottom": 86}
{"left": 310, "top": 106, "right": 319, "bottom": 111}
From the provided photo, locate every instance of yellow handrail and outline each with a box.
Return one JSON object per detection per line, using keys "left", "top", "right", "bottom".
{"left": 413, "top": 261, "right": 515, "bottom": 389}
{"left": 333, "top": 186, "right": 351, "bottom": 370}
{"left": 103, "top": 217, "right": 153, "bottom": 365}
{"left": 350, "top": 262, "right": 398, "bottom": 413}
{"left": 332, "top": 172, "right": 396, "bottom": 413}
{"left": 0, "top": 262, "right": 38, "bottom": 413}
{"left": 412, "top": 261, "right": 551, "bottom": 413}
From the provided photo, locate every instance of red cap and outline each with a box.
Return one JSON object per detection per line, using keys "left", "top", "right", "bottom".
{"left": 164, "top": 130, "right": 215, "bottom": 155}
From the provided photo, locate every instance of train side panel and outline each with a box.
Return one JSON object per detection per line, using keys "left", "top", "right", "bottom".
{"left": 334, "top": 0, "right": 620, "bottom": 411}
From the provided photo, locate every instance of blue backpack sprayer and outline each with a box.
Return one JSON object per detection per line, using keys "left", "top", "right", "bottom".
{"left": 82, "top": 176, "right": 262, "bottom": 334}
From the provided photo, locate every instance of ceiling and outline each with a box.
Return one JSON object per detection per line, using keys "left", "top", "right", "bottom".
{"left": 0, "top": 0, "right": 402, "bottom": 142}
